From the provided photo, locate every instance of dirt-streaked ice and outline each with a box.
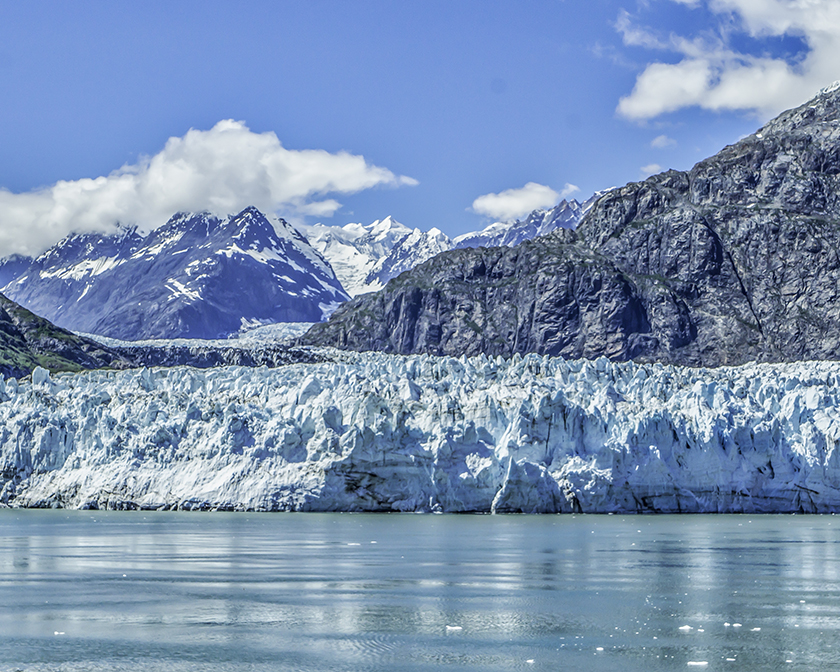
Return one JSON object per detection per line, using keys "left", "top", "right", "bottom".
{"left": 2, "top": 352, "right": 839, "bottom": 512}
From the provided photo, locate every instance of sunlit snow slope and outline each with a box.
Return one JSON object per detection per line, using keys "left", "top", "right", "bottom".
{"left": 2, "top": 353, "right": 838, "bottom": 513}
{"left": 1, "top": 207, "right": 347, "bottom": 340}
{"left": 300, "top": 217, "right": 453, "bottom": 296}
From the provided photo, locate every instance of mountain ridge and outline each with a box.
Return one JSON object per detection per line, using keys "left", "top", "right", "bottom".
{"left": 1, "top": 206, "right": 348, "bottom": 340}
{"left": 300, "top": 83, "right": 840, "bottom": 367}
{"left": 300, "top": 194, "right": 605, "bottom": 297}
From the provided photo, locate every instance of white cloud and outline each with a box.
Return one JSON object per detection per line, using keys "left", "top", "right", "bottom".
{"left": 651, "top": 134, "right": 677, "bottom": 148}
{"left": 615, "top": 9, "right": 672, "bottom": 50}
{"left": 560, "top": 183, "right": 581, "bottom": 198}
{"left": 471, "top": 182, "right": 561, "bottom": 222}
{"left": 617, "top": 0, "right": 840, "bottom": 120}
{"left": 641, "top": 163, "right": 663, "bottom": 176}
{"left": 0, "top": 120, "right": 417, "bottom": 256}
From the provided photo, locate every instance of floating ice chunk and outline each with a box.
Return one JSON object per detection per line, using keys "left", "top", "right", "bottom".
{"left": 679, "top": 625, "right": 693, "bottom": 631}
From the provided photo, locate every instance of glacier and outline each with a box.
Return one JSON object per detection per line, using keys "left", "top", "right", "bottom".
{"left": 2, "top": 351, "right": 840, "bottom": 513}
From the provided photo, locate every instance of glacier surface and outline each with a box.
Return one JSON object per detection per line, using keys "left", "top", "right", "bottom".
{"left": 2, "top": 352, "right": 840, "bottom": 513}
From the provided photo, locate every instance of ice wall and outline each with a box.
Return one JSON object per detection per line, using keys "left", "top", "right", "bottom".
{"left": 2, "top": 353, "right": 840, "bottom": 512}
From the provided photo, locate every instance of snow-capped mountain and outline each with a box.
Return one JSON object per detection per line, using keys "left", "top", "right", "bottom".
{"left": 302, "top": 192, "right": 608, "bottom": 296}
{"left": 371, "top": 226, "right": 452, "bottom": 290}
{"left": 1, "top": 206, "right": 348, "bottom": 340}
{"left": 454, "top": 190, "right": 610, "bottom": 249}
{"left": 0, "top": 254, "right": 34, "bottom": 289}
{"left": 300, "top": 216, "right": 454, "bottom": 296}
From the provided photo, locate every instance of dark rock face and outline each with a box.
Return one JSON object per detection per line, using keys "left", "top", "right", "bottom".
{"left": 108, "top": 343, "right": 325, "bottom": 369}
{"left": 302, "top": 84, "right": 840, "bottom": 367}
{"left": 1, "top": 207, "right": 348, "bottom": 341}
{"left": 0, "top": 293, "right": 129, "bottom": 378}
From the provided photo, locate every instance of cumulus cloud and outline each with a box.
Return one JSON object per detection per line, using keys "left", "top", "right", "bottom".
{"left": 651, "top": 134, "right": 677, "bottom": 148}
{"left": 617, "top": 0, "right": 840, "bottom": 121}
{"left": 471, "top": 182, "right": 561, "bottom": 222}
{"left": 559, "top": 183, "right": 581, "bottom": 198}
{"left": 0, "top": 120, "right": 418, "bottom": 256}
{"left": 641, "top": 163, "right": 663, "bottom": 177}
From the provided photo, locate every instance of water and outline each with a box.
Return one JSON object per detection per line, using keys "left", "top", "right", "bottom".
{"left": 1, "top": 512, "right": 839, "bottom": 671}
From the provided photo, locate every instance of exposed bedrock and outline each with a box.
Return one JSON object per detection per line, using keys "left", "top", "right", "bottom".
{"left": 302, "top": 84, "right": 840, "bottom": 368}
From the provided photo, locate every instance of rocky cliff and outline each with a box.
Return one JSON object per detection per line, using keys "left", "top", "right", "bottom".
{"left": 0, "top": 293, "right": 129, "bottom": 378}
{"left": 302, "top": 83, "right": 840, "bottom": 368}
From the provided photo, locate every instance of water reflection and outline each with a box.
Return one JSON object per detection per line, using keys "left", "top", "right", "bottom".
{"left": 1, "top": 512, "right": 840, "bottom": 670}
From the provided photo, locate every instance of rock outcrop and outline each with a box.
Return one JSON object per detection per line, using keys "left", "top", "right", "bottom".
{"left": 302, "top": 83, "right": 840, "bottom": 368}
{"left": 0, "top": 293, "right": 129, "bottom": 378}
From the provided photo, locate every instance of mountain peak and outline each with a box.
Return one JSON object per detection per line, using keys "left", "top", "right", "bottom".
{"left": 237, "top": 204, "right": 263, "bottom": 217}
{"left": 302, "top": 83, "right": 840, "bottom": 367}
{"left": 0, "top": 206, "right": 347, "bottom": 340}
{"left": 819, "top": 80, "right": 840, "bottom": 97}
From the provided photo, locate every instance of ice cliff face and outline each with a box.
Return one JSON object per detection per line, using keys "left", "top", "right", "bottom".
{"left": 2, "top": 353, "right": 840, "bottom": 513}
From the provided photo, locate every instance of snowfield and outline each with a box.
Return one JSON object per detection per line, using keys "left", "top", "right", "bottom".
{"left": 2, "top": 352, "right": 840, "bottom": 513}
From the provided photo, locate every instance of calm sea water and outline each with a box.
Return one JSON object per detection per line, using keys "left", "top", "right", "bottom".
{"left": 1, "top": 511, "right": 839, "bottom": 671}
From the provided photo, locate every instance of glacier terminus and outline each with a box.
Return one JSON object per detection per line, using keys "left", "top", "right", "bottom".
{"left": 2, "top": 351, "right": 839, "bottom": 513}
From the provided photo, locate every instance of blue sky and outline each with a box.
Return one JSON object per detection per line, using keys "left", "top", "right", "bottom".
{"left": 1, "top": 0, "right": 839, "bottom": 254}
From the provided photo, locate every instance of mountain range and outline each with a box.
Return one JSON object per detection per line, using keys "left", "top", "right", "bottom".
{"left": 8, "top": 83, "right": 840, "bottom": 369}
{"left": 301, "top": 82, "right": 840, "bottom": 368}
{"left": 0, "top": 193, "right": 599, "bottom": 341}
{"left": 1, "top": 207, "right": 348, "bottom": 340}
{"left": 299, "top": 198, "right": 595, "bottom": 298}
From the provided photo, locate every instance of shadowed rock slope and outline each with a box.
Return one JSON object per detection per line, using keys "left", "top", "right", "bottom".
{"left": 0, "top": 293, "right": 129, "bottom": 378}
{"left": 302, "top": 83, "right": 840, "bottom": 367}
